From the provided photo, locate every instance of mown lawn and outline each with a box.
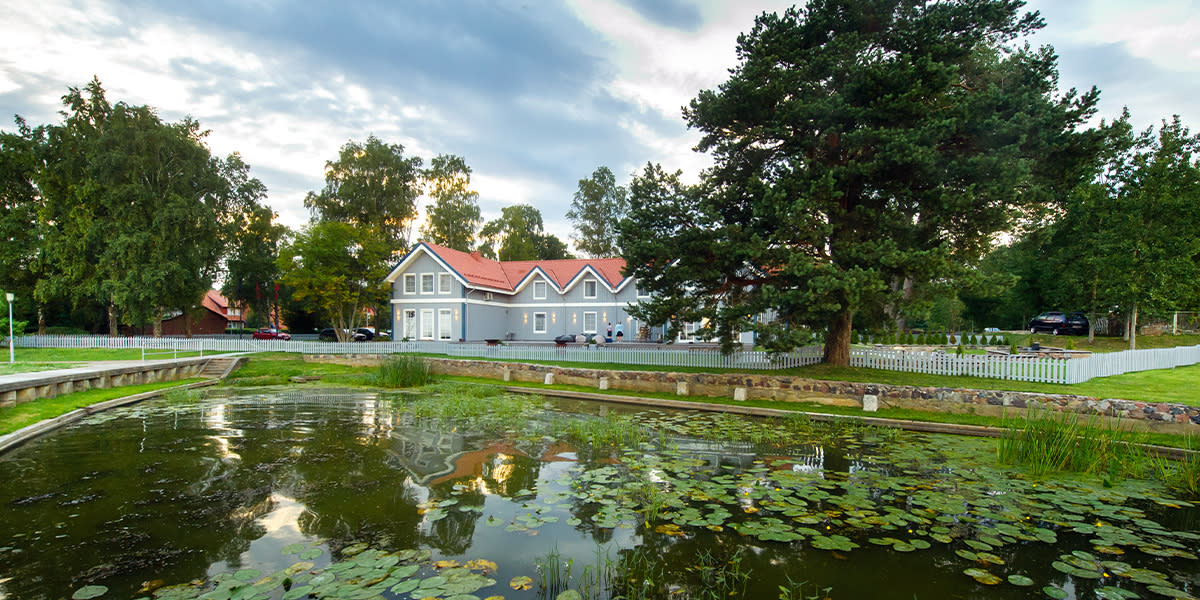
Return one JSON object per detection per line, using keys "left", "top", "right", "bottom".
{"left": 0, "top": 378, "right": 205, "bottom": 435}
{"left": 2, "top": 347, "right": 206, "bottom": 370}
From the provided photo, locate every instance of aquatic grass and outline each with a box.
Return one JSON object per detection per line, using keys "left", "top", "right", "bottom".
{"left": 777, "top": 574, "right": 834, "bottom": 600}
{"left": 535, "top": 545, "right": 573, "bottom": 598}
{"left": 612, "top": 547, "right": 666, "bottom": 600}
{"left": 556, "top": 414, "right": 650, "bottom": 449}
{"left": 693, "top": 548, "right": 751, "bottom": 600}
{"left": 997, "top": 407, "right": 1149, "bottom": 478}
{"left": 1151, "top": 433, "right": 1200, "bottom": 499}
{"left": 373, "top": 355, "right": 435, "bottom": 388}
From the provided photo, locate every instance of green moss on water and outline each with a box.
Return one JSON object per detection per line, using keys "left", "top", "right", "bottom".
{"left": 0, "top": 379, "right": 206, "bottom": 435}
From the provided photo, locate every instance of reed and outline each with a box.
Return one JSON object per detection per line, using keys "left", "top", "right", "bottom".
{"left": 373, "top": 355, "right": 435, "bottom": 388}
{"left": 997, "top": 406, "right": 1147, "bottom": 478}
{"left": 1151, "top": 434, "right": 1200, "bottom": 499}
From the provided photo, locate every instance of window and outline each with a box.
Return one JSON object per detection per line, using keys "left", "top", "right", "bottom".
{"left": 583, "top": 311, "right": 598, "bottom": 333}
{"left": 420, "top": 309, "right": 434, "bottom": 339}
{"left": 403, "top": 309, "right": 416, "bottom": 340}
{"left": 404, "top": 274, "right": 417, "bottom": 294}
{"left": 420, "top": 273, "right": 434, "bottom": 294}
{"left": 583, "top": 279, "right": 597, "bottom": 299}
{"left": 438, "top": 273, "right": 451, "bottom": 294}
{"left": 533, "top": 280, "right": 547, "bottom": 300}
{"left": 533, "top": 312, "right": 547, "bottom": 333}
{"left": 679, "top": 322, "right": 698, "bottom": 342}
{"left": 438, "top": 309, "right": 452, "bottom": 340}
{"left": 636, "top": 283, "right": 650, "bottom": 298}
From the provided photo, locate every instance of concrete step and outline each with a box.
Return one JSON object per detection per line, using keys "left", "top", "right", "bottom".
{"left": 198, "top": 357, "right": 246, "bottom": 379}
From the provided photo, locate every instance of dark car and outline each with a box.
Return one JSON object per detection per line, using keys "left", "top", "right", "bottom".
{"left": 354, "top": 328, "right": 375, "bottom": 341}
{"left": 318, "top": 328, "right": 338, "bottom": 341}
{"left": 319, "top": 328, "right": 371, "bottom": 341}
{"left": 1028, "top": 312, "right": 1088, "bottom": 335}
{"left": 554, "top": 333, "right": 583, "bottom": 344}
{"left": 252, "top": 327, "right": 291, "bottom": 340}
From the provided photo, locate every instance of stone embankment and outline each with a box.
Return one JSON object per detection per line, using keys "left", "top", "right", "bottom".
{"left": 305, "top": 355, "right": 1200, "bottom": 431}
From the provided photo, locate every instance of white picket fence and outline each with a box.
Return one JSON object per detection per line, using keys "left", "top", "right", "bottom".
{"left": 11, "top": 335, "right": 1200, "bottom": 384}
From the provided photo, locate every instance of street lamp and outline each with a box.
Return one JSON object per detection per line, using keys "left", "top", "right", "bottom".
{"left": 5, "top": 292, "right": 13, "bottom": 364}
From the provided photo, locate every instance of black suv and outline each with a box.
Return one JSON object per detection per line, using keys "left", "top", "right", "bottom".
{"left": 1028, "top": 312, "right": 1088, "bottom": 335}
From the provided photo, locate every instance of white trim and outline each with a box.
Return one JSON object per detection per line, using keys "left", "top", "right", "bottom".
{"left": 402, "top": 309, "right": 416, "bottom": 340}
{"left": 533, "top": 312, "right": 547, "bottom": 333}
{"left": 532, "top": 280, "right": 547, "bottom": 300}
{"left": 636, "top": 281, "right": 651, "bottom": 298}
{"left": 419, "top": 309, "right": 435, "bottom": 340}
{"left": 392, "top": 298, "right": 633, "bottom": 309}
{"left": 384, "top": 243, "right": 470, "bottom": 286}
{"left": 583, "top": 279, "right": 598, "bottom": 299}
{"left": 582, "top": 311, "right": 598, "bottom": 333}
{"left": 511, "top": 267, "right": 560, "bottom": 295}
{"left": 438, "top": 308, "right": 452, "bottom": 340}
{"left": 420, "top": 272, "right": 435, "bottom": 295}
{"left": 561, "top": 265, "right": 615, "bottom": 294}
{"left": 403, "top": 273, "right": 417, "bottom": 295}
{"left": 438, "top": 272, "right": 452, "bottom": 295}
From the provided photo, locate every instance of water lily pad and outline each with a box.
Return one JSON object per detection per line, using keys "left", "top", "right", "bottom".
{"left": 557, "top": 592, "right": 583, "bottom": 600}
{"left": 341, "top": 542, "right": 368, "bottom": 556}
{"left": 510, "top": 576, "right": 533, "bottom": 591}
{"left": 390, "top": 579, "right": 420, "bottom": 594}
{"left": 72, "top": 586, "right": 108, "bottom": 600}
{"left": 963, "top": 568, "right": 1002, "bottom": 585}
{"left": 1007, "top": 575, "right": 1034, "bottom": 587}
{"left": 1043, "top": 585, "right": 1070, "bottom": 599}
{"left": 1095, "top": 587, "right": 1141, "bottom": 600}
{"left": 1146, "top": 586, "right": 1195, "bottom": 599}
{"left": 281, "top": 543, "right": 306, "bottom": 555}
{"left": 299, "top": 548, "right": 324, "bottom": 560}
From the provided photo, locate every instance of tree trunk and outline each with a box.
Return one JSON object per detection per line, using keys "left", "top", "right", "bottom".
{"left": 152, "top": 307, "right": 163, "bottom": 338}
{"left": 107, "top": 303, "right": 119, "bottom": 337}
{"left": 1087, "top": 317, "right": 1095, "bottom": 344}
{"left": 184, "top": 307, "right": 193, "bottom": 339}
{"left": 823, "top": 308, "right": 853, "bottom": 366}
{"left": 1128, "top": 304, "right": 1138, "bottom": 350}
{"left": 37, "top": 306, "right": 45, "bottom": 335}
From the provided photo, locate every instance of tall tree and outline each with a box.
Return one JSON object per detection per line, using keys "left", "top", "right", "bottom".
{"left": 567, "top": 166, "right": 627, "bottom": 257}
{"left": 277, "top": 221, "right": 390, "bottom": 341}
{"left": 620, "top": 1, "right": 1100, "bottom": 362}
{"left": 478, "top": 204, "right": 572, "bottom": 261}
{"left": 421, "top": 154, "right": 481, "bottom": 251}
{"left": 1047, "top": 115, "right": 1200, "bottom": 349}
{"left": 222, "top": 203, "right": 286, "bottom": 328}
{"left": 304, "top": 135, "right": 424, "bottom": 249}
{"left": 0, "top": 119, "right": 43, "bottom": 331}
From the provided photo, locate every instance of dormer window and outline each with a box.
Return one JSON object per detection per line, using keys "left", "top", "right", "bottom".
{"left": 583, "top": 279, "right": 597, "bottom": 299}
{"left": 533, "top": 280, "right": 547, "bottom": 300}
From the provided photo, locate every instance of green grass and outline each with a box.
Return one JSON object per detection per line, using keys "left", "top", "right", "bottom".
{"left": 372, "top": 355, "right": 435, "bottom": 388}
{"left": 997, "top": 407, "right": 1148, "bottom": 478}
{"left": 406, "top": 351, "right": 1200, "bottom": 406}
{"left": 0, "top": 378, "right": 205, "bottom": 435}
{"left": 1012, "top": 332, "right": 1200, "bottom": 353}
{"left": 436, "top": 375, "right": 1198, "bottom": 450}
{"left": 0, "top": 363, "right": 79, "bottom": 376}
{"left": 6, "top": 347, "right": 206, "bottom": 365}
{"left": 225, "top": 352, "right": 373, "bottom": 386}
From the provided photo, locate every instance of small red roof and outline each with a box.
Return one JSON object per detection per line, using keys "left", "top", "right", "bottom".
{"left": 416, "top": 242, "right": 627, "bottom": 291}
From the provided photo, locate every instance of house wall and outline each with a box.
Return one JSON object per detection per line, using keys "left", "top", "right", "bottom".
{"left": 161, "top": 309, "right": 228, "bottom": 335}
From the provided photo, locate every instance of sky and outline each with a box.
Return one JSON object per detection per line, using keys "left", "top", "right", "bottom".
{"left": 2, "top": 0, "right": 1198, "bottom": 249}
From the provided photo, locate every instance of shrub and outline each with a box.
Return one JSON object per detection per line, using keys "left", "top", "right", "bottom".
{"left": 374, "top": 355, "right": 435, "bottom": 388}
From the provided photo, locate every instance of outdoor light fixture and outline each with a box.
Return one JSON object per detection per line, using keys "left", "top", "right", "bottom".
{"left": 5, "top": 292, "right": 13, "bottom": 364}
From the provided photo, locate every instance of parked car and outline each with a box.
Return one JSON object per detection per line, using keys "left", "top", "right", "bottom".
{"left": 1028, "top": 312, "right": 1088, "bottom": 335}
{"left": 318, "top": 327, "right": 371, "bottom": 341}
{"left": 554, "top": 333, "right": 584, "bottom": 344}
{"left": 252, "top": 327, "right": 291, "bottom": 340}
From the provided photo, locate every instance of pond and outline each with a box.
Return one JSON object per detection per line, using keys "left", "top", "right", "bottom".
{"left": 0, "top": 384, "right": 1196, "bottom": 600}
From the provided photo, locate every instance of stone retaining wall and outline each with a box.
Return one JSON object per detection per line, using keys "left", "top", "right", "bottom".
{"left": 305, "top": 355, "right": 1200, "bottom": 430}
{"left": 0, "top": 359, "right": 210, "bottom": 408}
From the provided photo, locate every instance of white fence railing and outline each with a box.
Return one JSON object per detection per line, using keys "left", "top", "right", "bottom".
{"left": 11, "top": 335, "right": 1200, "bottom": 385}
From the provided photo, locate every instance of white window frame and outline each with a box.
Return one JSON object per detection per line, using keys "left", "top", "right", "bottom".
{"left": 403, "top": 309, "right": 416, "bottom": 340}
{"left": 583, "top": 311, "right": 598, "bottom": 333}
{"left": 438, "top": 308, "right": 452, "bottom": 340}
{"left": 636, "top": 283, "right": 650, "bottom": 298}
{"left": 438, "top": 273, "right": 452, "bottom": 295}
{"left": 403, "top": 273, "right": 417, "bottom": 295}
{"left": 583, "top": 279, "right": 597, "bottom": 299}
{"left": 681, "top": 322, "right": 698, "bottom": 342}
{"left": 420, "top": 309, "right": 435, "bottom": 340}
{"left": 420, "top": 273, "right": 435, "bottom": 295}
{"left": 533, "top": 312, "right": 547, "bottom": 334}
{"left": 533, "top": 280, "right": 547, "bottom": 300}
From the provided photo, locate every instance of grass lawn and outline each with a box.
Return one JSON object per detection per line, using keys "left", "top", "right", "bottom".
{"left": 0, "top": 378, "right": 205, "bottom": 435}
{"left": 403, "top": 351, "right": 1200, "bottom": 406}
{"left": 1008, "top": 332, "right": 1200, "bottom": 353}
{"left": 226, "top": 352, "right": 373, "bottom": 386}
{"left": 0, "top": 363, "right": 80, "bottom": 376}
{"left": 7, "top": 347, "right": 207, "bottom": 364}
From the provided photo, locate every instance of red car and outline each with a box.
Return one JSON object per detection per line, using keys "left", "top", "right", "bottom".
{"left": 252, "top": 327, "right": 291, "bottom": 340}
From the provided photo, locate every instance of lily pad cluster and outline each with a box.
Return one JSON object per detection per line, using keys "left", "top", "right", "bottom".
{"left": 112, "top": 544, "right": 507, "bottom": 600}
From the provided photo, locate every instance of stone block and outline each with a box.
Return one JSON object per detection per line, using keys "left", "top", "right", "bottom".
{"left": 599, "top": 377, "right": 609, "bottom": 390}
{"left": 503, "top": 367, "right": 512, "bottom": 382}
{"left": 676, "top": 381, "right": 689, "bottom": 396}
{"left": 733, "top": 387, "right": 747, "bottom": 402}
{"left": 862, "top": 394, "right": 879, "bottom": 412}
{"left": 544, "top": 373, "right": 555, "bottom": 385}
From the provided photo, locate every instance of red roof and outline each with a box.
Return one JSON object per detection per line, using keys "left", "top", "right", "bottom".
{"left": 416, "top": 242, "right": 627, "bottom": 291}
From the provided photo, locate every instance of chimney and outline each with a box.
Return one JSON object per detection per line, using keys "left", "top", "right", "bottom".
{"left": 471, "top": 250, "right": 482, "bottom": 259}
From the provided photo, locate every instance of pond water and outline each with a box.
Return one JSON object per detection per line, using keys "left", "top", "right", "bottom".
{"left": 0, "top": 384, "right": 1196, "bottom": 600}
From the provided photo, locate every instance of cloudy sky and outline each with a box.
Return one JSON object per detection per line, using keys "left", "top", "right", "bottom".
{"left": 2, "top": 0, "right": 1197, "bottom": 248}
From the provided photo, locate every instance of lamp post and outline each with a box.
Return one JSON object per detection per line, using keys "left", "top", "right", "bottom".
{"left": 5, "top": 292, "right": 13, "bottom": 364}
